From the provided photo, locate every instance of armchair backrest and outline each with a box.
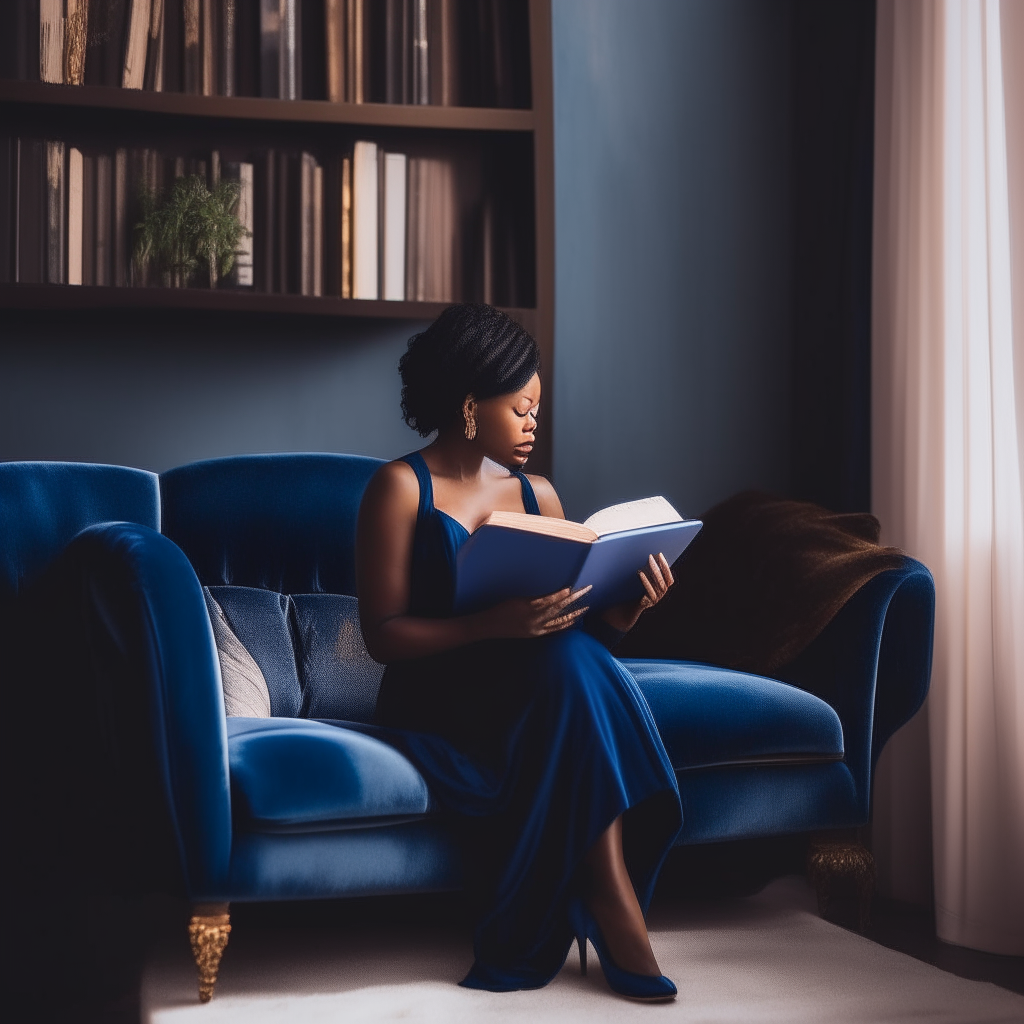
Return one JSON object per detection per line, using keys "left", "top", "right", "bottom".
{"left": 0, "top": 461, "right": 160, "bottom": 601}
{"left": 159, "top": 454, "right": 383, "bottom": 595}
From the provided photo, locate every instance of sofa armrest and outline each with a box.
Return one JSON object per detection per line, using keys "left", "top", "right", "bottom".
{"left": 53, "top": 522, "right": 232, "bottom": 899}
{"left": 773, "top": 557, "right": 935, "bottom": 819}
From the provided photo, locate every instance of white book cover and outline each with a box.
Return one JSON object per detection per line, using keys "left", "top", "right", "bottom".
{"left": 68, "top": 148, "right": 84, "bottom": 286}
{"left": 123, "top": 0, "right": 153, "bottom": 89}
{"left": 235, "top": 162, "right": 254, "bottom": 286}
{"left": 352, "top": 141, "right": 378, "bottom": 299}
{"left": 39, "top": 0, "right": 65, "bottom": 84}
{"left": 383, "top": 152, "right": 407, "bottom": 301}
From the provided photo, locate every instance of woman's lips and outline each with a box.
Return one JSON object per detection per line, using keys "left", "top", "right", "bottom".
{"left": 514, "top": 444, "right": 533, "bottom": 454}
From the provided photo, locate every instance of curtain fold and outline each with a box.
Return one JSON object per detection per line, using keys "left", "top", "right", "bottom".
{"left": 872, "top": 0, "right": 1024, "bottom": 956}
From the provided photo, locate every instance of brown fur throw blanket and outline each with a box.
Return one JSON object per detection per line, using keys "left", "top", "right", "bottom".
{"left": 614, "top": 491, "right": 906, "bottom": 676}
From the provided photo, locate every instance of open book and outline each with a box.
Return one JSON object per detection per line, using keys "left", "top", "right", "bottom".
{"left": 453, "top": 496, "right": 703, "bottom": 614}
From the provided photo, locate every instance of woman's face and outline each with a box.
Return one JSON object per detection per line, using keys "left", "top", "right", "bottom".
{"left": 474, "top": 372, "right": 541, "bottom": 469}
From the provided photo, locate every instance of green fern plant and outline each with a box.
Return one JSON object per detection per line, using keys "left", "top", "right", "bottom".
{"left": 133, "top": 175, "right": 249, "bottom": 288}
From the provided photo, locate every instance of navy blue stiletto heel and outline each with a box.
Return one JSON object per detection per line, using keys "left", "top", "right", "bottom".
{"left": 568, "top": 901, "right": 676, "bottom": 1003}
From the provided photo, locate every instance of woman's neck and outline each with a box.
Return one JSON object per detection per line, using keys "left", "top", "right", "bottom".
{"left": 425, "top": 431, "right": 509, "bottom": 482}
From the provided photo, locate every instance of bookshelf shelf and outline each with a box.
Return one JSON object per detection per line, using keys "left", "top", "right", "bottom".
{"left": 0, "top": 282, "right": 535, "bottom": 327}
{"left": 0, "top": 79, "right": 535, "bottom": 133}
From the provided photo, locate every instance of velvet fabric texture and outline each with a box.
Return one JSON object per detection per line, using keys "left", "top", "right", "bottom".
{"left": 160, "top": 453, "right": 381, "bottom": 595}
{"left": 372, "top": 453, "right": 682, "bottom": 992}
{"left": 616, "top": 490, "right": 907, "bottom": 674}
{"left": 2, "top": 456, "right": 935, "bottom": 944}
{"left": 0, "top": 461, "right": 159, "bottom": 601}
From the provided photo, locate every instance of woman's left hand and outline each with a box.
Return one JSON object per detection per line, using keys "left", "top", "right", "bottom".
{"left": 601, "top": 552, "right": 675, "bottom": 634}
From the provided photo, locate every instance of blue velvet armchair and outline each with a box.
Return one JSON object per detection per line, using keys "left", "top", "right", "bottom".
{"left": 1, "top": 455, "right": 934, "bottom": 1004}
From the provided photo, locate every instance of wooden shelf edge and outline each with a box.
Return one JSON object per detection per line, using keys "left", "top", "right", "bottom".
{"left": 0, "top": 284, "right": 537, "bottom": 323}
{"left": 0, "top": 80, "right": 534, "bottom": 132}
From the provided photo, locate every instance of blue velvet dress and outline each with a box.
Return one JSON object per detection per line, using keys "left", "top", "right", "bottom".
{"left": 373, "top": 452, "right": 682, "bottom": 991}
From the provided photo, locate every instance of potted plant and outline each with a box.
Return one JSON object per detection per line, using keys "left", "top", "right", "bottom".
{"left": 133, "top": 175, "right": 249, "bottom": 289}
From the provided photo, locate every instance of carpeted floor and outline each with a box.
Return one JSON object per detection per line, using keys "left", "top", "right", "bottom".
{"left": 141, "top": 876, "right": 1024, "bottom": 1023}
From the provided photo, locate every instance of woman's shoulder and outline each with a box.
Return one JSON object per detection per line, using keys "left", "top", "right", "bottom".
{"left": 361, "top": 458, "right": 420, "bottom": 513}
{"left": 523, "top": 473, "right": 564, "bottom": 518}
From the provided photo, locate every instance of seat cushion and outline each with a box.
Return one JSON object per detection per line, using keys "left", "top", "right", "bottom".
{"left": 292, "top": 593, "right": 384, "bottom": 723}
{"left": 622, "top": 660, "right": 844, "bottom": 770}
{"left": 227, "top": 718, "right": 430, "bottom": 830}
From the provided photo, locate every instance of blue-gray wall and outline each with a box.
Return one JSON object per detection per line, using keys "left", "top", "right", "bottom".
{"left": 551, "top": 0, "right": 794, "bottom": 521}
{"left": 0, "top": 313, "right": 426, "bottom": 470}
{"left": 3, "top": 0, "right": 796, "bottom": 516}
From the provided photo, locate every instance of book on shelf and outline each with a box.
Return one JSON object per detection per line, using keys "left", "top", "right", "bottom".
{"left": 339, "top": 154, "right": 352, "bottom": 297}
{"left": 452, "top": 497, "right": 703, "bottom": 615}
{"left": 299, "top": 150, "right": 322, "bottom": 297}
{"left": 123, "top": 0, "right": 151, "bottom": 90}
{"left": 143, "top": 0, "right": 166, "bottom": 91}
{"left": 45, "top": 139, "right": 65, "bottom": 284}
{"left": 351, "top": 139, "right": 377, "bottom": 299}
{"left": 67, "top": 146, "right": 83, "bottom": 285}
{"left": 261, "top": 0, "right": 301, "bottom": 100}
{"left": 39, "top": 0, "right": 64, "bottom": 85}
{"left": 382, "top": 151, "right": 407, "bottom": 300}
{"left": 3, "top": 130, "right": 478, "bottom": 303}
{"left": 16, "top": 140, "right": 44, "bottom": 284}
{"left": 223, "top": 159, "right": 254, "bottom": 286}
{"left": 2, "top": 0, "right": 532, "bottom": 107}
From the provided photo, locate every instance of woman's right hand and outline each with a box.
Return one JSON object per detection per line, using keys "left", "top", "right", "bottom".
{"left": 478, "top": 585, "right": 592, "bottom": 640}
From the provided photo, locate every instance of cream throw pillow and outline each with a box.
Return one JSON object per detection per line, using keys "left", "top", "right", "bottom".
{"left": 204, "top": 590, "right": 272, "bottom": 718}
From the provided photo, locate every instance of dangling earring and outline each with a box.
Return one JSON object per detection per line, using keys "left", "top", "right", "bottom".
{"left": 464, "top": 411, "right": 477, "bottom": 440}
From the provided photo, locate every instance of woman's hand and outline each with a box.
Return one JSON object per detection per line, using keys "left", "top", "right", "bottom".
{"left": 601, "top": 553, "right": 675, "bottom": 634}
{"left": 479, "top": 585, "right": 592, "bottom": 640}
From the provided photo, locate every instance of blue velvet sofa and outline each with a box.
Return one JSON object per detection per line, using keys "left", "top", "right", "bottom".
{"left": 1, "top": 455, "right": 934, "bottom": 1003}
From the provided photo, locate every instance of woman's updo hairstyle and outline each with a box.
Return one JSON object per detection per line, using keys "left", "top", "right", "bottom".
{"left": 399, "top": 304, "right": 540, "bottom": 436}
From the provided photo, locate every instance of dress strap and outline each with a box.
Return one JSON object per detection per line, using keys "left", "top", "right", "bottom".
{"left": 400, "top": 451, "right": 434, "bottom": 521}
{"left": 515, "top": 472, "right": 541, "bottom": 516}
{"left": 404, "top": 450, "right": 540, "bottom": 518}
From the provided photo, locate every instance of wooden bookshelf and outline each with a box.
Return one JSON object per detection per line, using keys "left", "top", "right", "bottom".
{"left": 0, "top": 79, "right": 535, "bottom": 132}
{"left": 0, "top": 0, "right": 556, "bottom": 472}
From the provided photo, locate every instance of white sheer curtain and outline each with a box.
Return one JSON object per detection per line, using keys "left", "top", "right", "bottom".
{"left": 872, "top": 0, "right": 1024, "bottom": 955}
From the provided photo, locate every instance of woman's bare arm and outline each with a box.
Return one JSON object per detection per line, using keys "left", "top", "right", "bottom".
{"left": 356, "top": 463, "right": 588, "bottom": 664}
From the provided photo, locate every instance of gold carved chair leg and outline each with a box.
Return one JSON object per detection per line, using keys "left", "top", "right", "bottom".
{"left": 188, "top": 902, "right": 231, "bottom": 1003}
{"left": 806, "top": 836, "right": 876, "bottom": 932}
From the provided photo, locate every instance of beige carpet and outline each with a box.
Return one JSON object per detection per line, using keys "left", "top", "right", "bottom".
{"left": 142, "top": 877, "right": 1024, "bottom": 1023}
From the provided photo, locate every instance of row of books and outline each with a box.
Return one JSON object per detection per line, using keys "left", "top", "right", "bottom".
{"left": 0, "top": 136, "right": 469, "bottom": 302}
{"left": 2, "top": 1, "right": 530, "bottom": 107}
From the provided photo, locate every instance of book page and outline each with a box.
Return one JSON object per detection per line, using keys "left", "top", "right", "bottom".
{"left": 582, "top": 496, "right": 683, "bottom": 538}
{"left": 483, "top": 510, "right": 598, "bottom": 544}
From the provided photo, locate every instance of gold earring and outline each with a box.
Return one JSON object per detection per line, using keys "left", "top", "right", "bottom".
{"left": 464, "top": 412, "right": 477, "bottom": 441}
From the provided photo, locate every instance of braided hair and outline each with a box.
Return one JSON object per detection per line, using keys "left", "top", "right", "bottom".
{"left": 399, "top": 304, "right": 540, "bottom": 436}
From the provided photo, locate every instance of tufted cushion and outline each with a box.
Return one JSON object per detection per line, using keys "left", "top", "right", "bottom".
{"left": 622, "top": 660, "right": 844, "bottom": 770}
{"left": 292, "top": 594, "right": 384, "bottom": 723}
{"left": 209, "top": 586, "right": 302, "bottom": 718}
{"left": 227, "top": 718, "right": 431, "bottom": 830}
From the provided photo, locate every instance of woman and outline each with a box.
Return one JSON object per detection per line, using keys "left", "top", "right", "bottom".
{"left": 356, "top": 304, "right": 682, "bottom": 1000}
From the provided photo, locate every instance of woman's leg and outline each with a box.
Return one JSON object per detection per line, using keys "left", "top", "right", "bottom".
{"left": 583, "top": 816, "right": 662, "bottom": 976}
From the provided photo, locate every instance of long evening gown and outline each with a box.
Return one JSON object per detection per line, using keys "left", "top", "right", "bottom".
{"left": 372, "top": 451, "right": 683, "bottom": 991}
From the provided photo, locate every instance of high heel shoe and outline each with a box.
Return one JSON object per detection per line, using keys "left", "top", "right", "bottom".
{"left": 568, "top": 900, "right": 677, "bottom": 1003}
